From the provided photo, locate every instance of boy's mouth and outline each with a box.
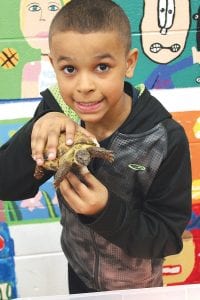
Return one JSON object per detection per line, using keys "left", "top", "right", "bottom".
{"left": 74, "top": 100, "right": 103, "bottom": 113}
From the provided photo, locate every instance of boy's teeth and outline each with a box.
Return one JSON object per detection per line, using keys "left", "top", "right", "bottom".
{"left": 79, "top": 102, "right": 97, "bottom": 106}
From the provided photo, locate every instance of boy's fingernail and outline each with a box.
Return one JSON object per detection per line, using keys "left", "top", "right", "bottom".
{"left": 48, "top": 152, "right": 56, "bottom": 159}
{"left": 36, "top": 158, "right": 43, "bottom": 165}
{"left": 66, "top": 138, "right": 73, "bottom": 145}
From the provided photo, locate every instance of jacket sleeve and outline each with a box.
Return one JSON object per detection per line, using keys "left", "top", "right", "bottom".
{"left": 84, "top": 123, "right": 192, "bottom": 258}
{"left": 0, "top": 91, "right": 61, "bottom": 200}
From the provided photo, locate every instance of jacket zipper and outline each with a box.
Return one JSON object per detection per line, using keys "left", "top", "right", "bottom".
{"left": 90, "top": 229, "right": 101, "bottom": 290}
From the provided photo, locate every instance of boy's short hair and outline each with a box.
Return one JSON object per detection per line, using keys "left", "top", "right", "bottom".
{"left": 49, "top": 0, "right": 131, "bottom": 53}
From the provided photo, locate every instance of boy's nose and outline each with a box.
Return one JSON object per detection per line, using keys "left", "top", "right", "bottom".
{"left": 76, "top": 73, "right": 95, "bottom": 93}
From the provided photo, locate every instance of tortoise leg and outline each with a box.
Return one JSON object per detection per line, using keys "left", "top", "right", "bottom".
{"left": 54, "top": 161, "right": 72, "bottom": 188}
{"left": 87, "top": 147, "right": 114, "bottom": 163}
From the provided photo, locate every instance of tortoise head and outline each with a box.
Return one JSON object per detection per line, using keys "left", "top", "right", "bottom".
{"left": 74, "top": 149, "right": 91, "bottom": 166}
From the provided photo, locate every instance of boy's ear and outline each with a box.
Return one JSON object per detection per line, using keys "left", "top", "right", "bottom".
{"left": 125, "top": 48, "right": 138, "bottom": 78}
{"left": 48, "top": 54, "right": 53, "bottom": 67}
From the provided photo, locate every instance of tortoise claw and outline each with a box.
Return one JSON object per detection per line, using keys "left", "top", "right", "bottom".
{"left": 54, "top": 161, "right": 71, "bottom": 188}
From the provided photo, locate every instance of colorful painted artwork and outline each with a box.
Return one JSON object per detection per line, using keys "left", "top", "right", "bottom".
{"left": 0, "top": 0, "right": 199, "bottom": 100}
{"left": 0, "top": 0, "right": 70, "bottom": 100}
{"left": 163, "top": 111, "right": 200, "bottom": 285}
{"left": 0, "top": 0, "right": 199, "bottom": 296}
{"left": 19, "top": 0, "right": 63, "bottom": 98}
{"left": 0, "top": 223, "right": 17, "bottom": 299}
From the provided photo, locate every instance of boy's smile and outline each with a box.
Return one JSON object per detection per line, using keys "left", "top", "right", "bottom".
{"left": 49, "top": 30, "right": 137, "bottom": 137}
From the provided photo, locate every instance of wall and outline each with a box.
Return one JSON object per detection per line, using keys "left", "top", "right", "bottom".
{"left": 0, "top": 0, "right": 200, "bottom": 299}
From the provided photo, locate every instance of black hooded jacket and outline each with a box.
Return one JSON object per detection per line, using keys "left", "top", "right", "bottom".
{"left": 0, "top": 83, "right": 192, "bottom": 290}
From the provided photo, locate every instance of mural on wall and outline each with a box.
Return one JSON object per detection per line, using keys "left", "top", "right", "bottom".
{"left": 0, "top": 0, "right": 200, "bottom": 297}
{"left": 0, "top": 0, "right": 70, "bottom": 100}
{"left": 20, "top": 0, "right": 63, "bottom": 98}
{"left": 0, "top": 0, "right": 200, "bottom": 100}
{"left": 0, "top": 48, "right": 19, "bottom": 71}
{"left": 0, "top": 223, "right": 17, "bottom": 300}
{"left": 193, "top": 5, "right": 200, "bottom": 83}
{"left": 140, "top": 0, "right": 200, "bottom": 89}
{"left": 163, "top": 229, "right": 200, "bottom": 286}
{"left": 163, "top": 111, "right": 200, "bottom": 285}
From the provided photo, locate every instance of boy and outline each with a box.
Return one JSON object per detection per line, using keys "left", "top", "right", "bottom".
{"left": 0, "top": 0, "right": 191, "bottom": 294}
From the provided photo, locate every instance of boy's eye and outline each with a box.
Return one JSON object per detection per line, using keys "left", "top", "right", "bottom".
{"left": 96, "top": 64, "right": 109, "bottom": 72}
{"left": 63, "top": 65, "right": 76, "bottom": 74}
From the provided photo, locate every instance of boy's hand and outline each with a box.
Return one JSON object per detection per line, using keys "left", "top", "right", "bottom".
{"left": 31, "top": 112, "right": 91, "bottom": 166}
{"left": 60, "top": 169, "right": 108, "bottom": 216}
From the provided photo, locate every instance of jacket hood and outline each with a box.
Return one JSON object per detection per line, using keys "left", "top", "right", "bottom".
{"left": 122, "top": 83, "right": 172, "bottom": 134}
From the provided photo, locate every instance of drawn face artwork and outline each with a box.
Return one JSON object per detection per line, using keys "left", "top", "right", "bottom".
{"left": 20, "top": 0, "right": 62, "bottom": 53}
{"left": 0, "top": 283, "right": 12, "bottom": 300}
{"left": 140, "top": 0, "right": 190, "bottom": 63}
{"left": 163, "top": 231, "right": 195, "bottom": 285}
{"left": 193, "top": 6, "right": 200, "bottom": 51}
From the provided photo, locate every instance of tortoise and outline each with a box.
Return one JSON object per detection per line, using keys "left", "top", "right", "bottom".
{"left": 34, "top": 130, "right": 114, "bottom": 188}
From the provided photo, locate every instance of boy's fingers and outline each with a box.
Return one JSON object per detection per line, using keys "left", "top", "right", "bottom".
{"left": 64, "top": 122, "right": 77, "bottom": 145}
{"left": 31, "top": 112, "right": 95, "bottom": 165}
{"left": 31, "top": 135, "right": 46, "bottom": 164}
{"left": 31, "top": 129, "right": 44, "bottom": 161}
{"left": 64, "top": 122, "right": 96, "bottom": 145}
{"left": 32, "top": 129, "right": 62, "bottom": 162}
{"left": 44, "top": 130, "right": 61, "bottom": 159}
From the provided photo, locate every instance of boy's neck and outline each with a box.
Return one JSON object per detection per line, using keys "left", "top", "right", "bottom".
{"left": 85, "top": 94, "right": 132, "bottom": 142}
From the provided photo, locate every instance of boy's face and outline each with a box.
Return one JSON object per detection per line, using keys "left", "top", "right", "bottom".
{"left": 49, "top": 31, "right": 137, "bottom": 125}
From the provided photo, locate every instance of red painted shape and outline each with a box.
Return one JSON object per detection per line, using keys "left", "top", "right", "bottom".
{"left": 0, "top": 235, "right": 5, "bottom": 251}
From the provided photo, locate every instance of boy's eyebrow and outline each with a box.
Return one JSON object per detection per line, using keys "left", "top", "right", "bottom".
{"left": 56, "top": 56, "right": 73, "bottom": 63}
{"left": 56, "top": 53, "right": 115, "bottom": 63}
{"left": 94, "top": 53, "right": 115, "bottom": 60}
